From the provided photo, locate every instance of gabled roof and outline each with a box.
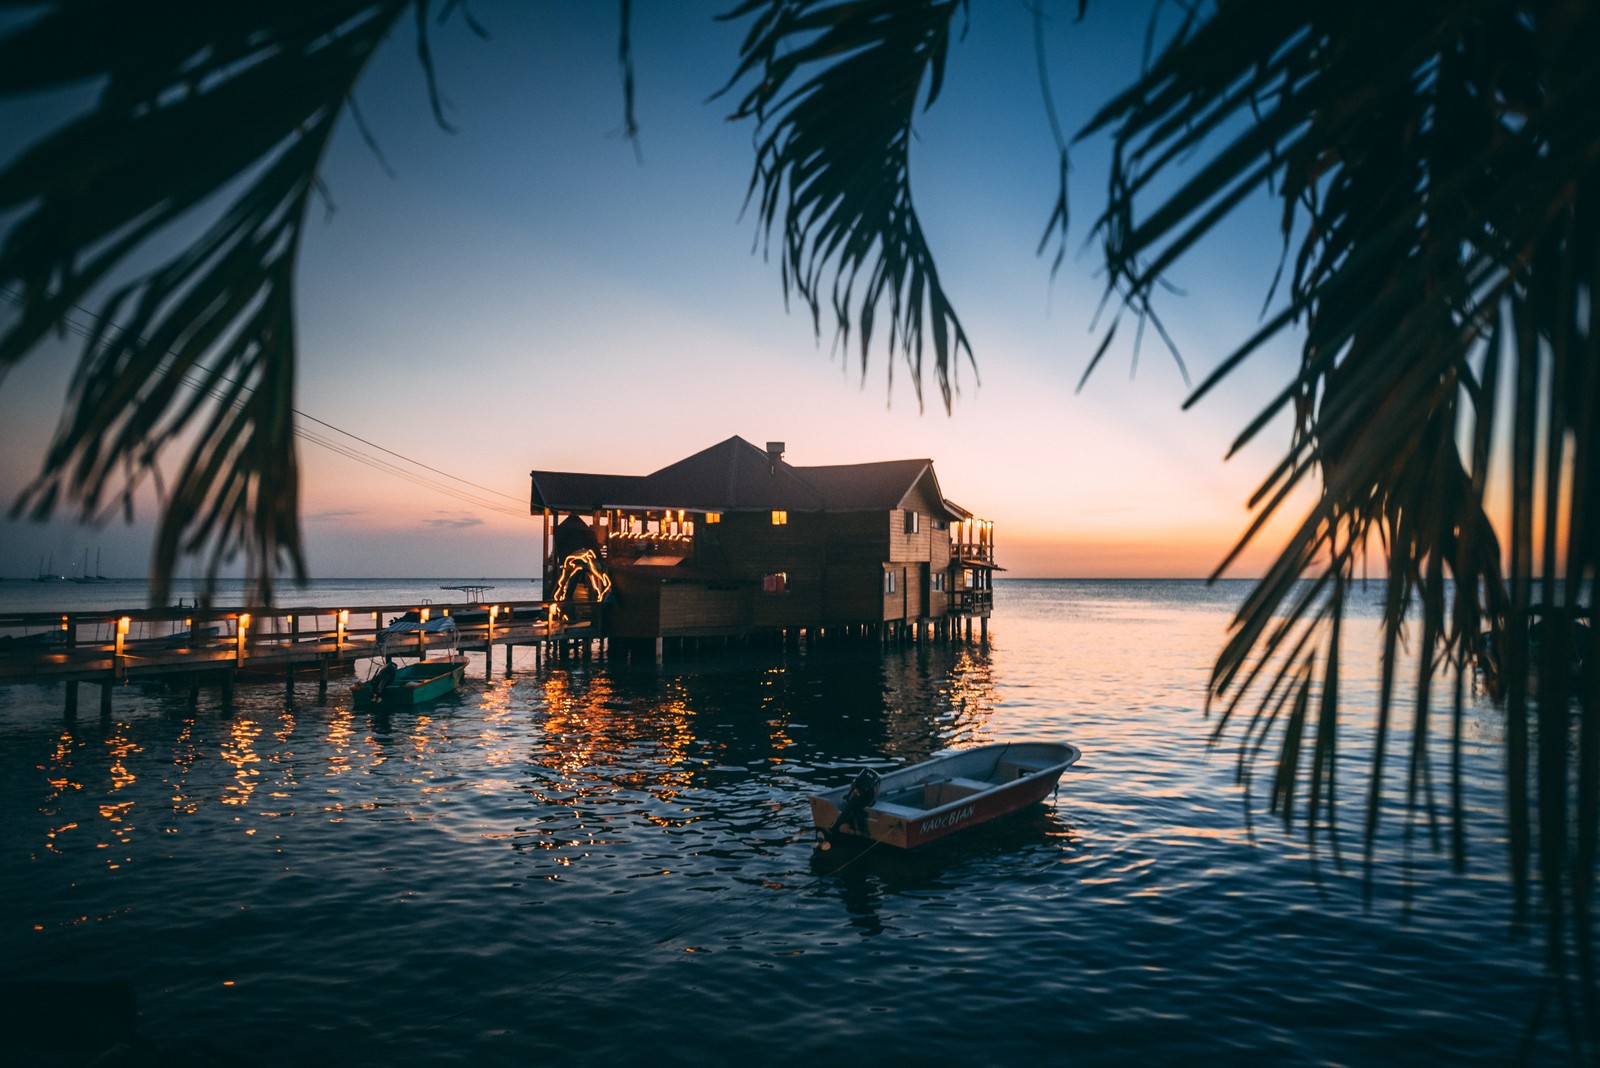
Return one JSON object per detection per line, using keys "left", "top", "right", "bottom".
{"left": 528, "top": 471, "right": 649, "bottom": 511}
{"left": 798, "top": 459, "right": 939, "bottom": 512}
{"left": 646, "top": 437, "right": 824, "bottom": 511}
{"left": 530, "top": 436, "right": 961, "bottom": 517}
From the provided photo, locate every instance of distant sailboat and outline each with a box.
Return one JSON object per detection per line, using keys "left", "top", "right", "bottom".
{"left": 33, "top": 554, "right": 65, "bottom": 582}
{"left": 70, "top": 548, "right": 110, "bottom": 584}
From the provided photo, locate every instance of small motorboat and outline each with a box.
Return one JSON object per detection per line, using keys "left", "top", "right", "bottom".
{"left": 354, "top": 618, "right": 468, "bottom": 708}
{"left": 809, "top": 741, "right": 1080, "bottom": 850}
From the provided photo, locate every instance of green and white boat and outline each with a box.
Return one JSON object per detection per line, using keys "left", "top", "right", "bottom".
{"left": 353, "top": 618, "right": 468, "bottom": 708}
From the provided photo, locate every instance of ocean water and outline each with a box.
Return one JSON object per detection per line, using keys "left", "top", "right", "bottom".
{"left": 0, "top": 578, "right": 1554, "bottom": 1065}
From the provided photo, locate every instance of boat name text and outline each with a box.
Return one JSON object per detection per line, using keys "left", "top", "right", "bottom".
{"left": 919, "top": 805, "right": 975, "bottom": 834}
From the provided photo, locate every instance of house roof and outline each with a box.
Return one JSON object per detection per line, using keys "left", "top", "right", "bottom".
{"left": 530, "top": 436, "right": 961, "bottom": 517}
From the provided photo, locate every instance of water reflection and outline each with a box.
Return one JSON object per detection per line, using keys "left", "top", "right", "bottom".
{"left": 0, "top": 581, "right": 1552, "bottom": 1065}
{"left": 810, "top": 800, "right": 1078, "bottom": 938}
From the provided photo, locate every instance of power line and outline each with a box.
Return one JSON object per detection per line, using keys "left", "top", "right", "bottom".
{"left": 0, "top": 287, "right": 530, "bottom": 519}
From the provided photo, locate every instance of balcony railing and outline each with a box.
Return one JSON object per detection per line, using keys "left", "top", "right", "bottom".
{"left": 952, "top": 589, "right": 993, "bottom": 614}
{"left": 954, "top": 542, "right": 994, "bottom": 563}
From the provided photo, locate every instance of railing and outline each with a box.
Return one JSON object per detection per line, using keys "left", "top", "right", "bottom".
{"left": 954, "top": 543, "right": 994, "bottom": 563}
{"left": 0, "top": 599, "right": 571, "bottom": 685}
{"left": 952, "top": 589, "right": 993, "bottom": 614}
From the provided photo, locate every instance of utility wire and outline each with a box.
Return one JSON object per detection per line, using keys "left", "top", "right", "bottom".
{"left": 0, "top": 287, "right": 530, "bottom": 519}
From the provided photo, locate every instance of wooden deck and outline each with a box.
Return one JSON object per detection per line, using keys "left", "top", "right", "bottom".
{"left": 0, "top": 599, "right": 604, "bottom": 709}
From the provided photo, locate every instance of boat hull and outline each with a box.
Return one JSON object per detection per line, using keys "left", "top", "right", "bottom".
{"left": 808, "top": 741, "right": 1079, "bottom": 849}
{"left": 353, "top": 656, "right": 467, "bottom": 708}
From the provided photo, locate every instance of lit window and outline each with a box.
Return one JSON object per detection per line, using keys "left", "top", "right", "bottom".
{"left": 905, "top": 511, "right": 919, "bottom": 534}
{"left": 705, "top": 512, "right": 722, "bottom": 524}
{"left": 762, "top": 572, "right": 788, "bottom": 594}
{"left": 771, "top": 510, "right": 788, "bottom": 525}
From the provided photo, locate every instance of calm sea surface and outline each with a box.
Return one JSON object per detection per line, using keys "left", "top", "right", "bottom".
{"left": 0, "top": 578, "right": 1554, "bottom": 1064}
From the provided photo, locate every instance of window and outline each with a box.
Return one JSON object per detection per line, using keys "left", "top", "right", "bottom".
{"left": 771, "top": 510, "right": 788, "bottom": 525}
{"left": 884, "top": 570, "right": 896, "bottom": 594}
{"left": 762, "top": 572, "right": 788, "bottom": 594}
{"left": 704, "top": 511, "right": 722, "bottom": 524}
{"left": 904, "top": 510, "right": 919, "bottom": 534}
{"left": 932, "top": 573, "right": 945, "bottom": 592}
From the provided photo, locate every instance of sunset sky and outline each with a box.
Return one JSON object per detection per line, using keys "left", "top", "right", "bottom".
{"left": 0, "top": 3, "right": 1311, "bottom": 583}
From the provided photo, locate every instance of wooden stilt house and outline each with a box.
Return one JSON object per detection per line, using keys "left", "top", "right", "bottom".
{"left": 528, "top": 437, "right": 999, "bottom": 646}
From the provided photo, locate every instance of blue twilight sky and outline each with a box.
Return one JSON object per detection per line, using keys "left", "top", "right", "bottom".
{"left": 0, "top": 2, "right": 1310, "bottom": 583}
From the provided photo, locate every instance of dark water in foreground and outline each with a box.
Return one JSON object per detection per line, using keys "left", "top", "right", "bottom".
{"left": 0, "top": 580, "right": 1551, "bottom": 1064}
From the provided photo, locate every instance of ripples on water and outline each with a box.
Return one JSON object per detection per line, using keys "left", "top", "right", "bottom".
{"left": 0, "top": 580, "right": 1552, "bottom": 1064}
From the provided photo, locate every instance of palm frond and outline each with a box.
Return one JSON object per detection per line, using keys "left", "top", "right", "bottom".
{"left": 0, "top": 1, "right": 420, "bottom": 603}
{"left": 1085, "top": 0, "right": 1600, "bottom": 1023}
{"left": 720, "top": 0, "right": 976, "bottom": 412}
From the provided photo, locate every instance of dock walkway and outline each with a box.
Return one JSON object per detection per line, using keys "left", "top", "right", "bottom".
{"left": 0, "top": 598, "right": 603, "bottom": 713}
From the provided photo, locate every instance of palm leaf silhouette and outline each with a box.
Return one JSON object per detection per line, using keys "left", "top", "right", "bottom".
{"left": 719, "top": 0, "right": 977, "bottom": 412}
{"left": 1077, "top": 0, "right": 1600, "bottom": 1031}
{"left": 0, "top": 1, "right": 425, "bottom": 603}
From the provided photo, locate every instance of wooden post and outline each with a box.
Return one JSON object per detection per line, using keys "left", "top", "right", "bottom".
{"left": 64, "top": 681, "right": 78, "bottom": 720}
{"left": 99, "top": 681, "right": 113, "bottom": 717}
{"left": 114, "top": 616, "right": 129, "bottom": 680}
{"left": 284, "top": 666, "right": 295, "bottom": 703}
{"left": 486, "top": 606, "right": 498, "bottom": 678}
{"left": 318, "top": 660, "right": 329, "bottom": 699}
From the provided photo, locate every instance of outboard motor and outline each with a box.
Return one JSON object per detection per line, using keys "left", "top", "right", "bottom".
{"left": 370, "top": 659, "right": 399, "bottom": 704}
{"left": 818, "top": 767, "right": 881, "bottom": 851}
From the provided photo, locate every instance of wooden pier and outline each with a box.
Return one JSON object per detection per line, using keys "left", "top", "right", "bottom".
{"left": 0, "top": 598, "right": 606, "bottom": 714}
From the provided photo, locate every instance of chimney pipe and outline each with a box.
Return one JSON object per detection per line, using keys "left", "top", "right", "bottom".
{"left": 766, "top": 441, "right": 785, "bottom": 471}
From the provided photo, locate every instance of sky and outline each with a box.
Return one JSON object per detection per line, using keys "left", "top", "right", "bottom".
{"left": 0, "top": 2, "right": 1313, "bottom": 584}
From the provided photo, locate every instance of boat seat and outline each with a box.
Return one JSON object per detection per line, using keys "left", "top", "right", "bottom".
{"left": 871, "top": 801, "right": 923, "bottom": 819}
{"left": 946, "top": 777, "right": 991, "bottom": 793}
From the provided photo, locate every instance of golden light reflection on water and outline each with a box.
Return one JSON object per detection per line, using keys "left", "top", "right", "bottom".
{"left": 325, "top": 706, "right": 356, "bottom": 776}
{"left": 42, "top": 729, "right": 82, "bottom": 799}
{"left": 219, "top": 715, "right": 263, "bottom": 806}
{"left": 470, "top": 681, "right": 525, "bottom": 771}
{"left": 40, "top": 730, "right": 85, "bottom": 857}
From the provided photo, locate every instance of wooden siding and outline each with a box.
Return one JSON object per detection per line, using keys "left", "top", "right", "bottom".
{"left": 606, "top": 570, "right": 662, "bottom": 638}
{"left": 658, "top": 582, "right": 751, "bottom": 635}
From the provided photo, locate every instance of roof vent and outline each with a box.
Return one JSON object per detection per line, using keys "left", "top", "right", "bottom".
{"left": 766, "top": 441, "right": 785, "bottom": 470}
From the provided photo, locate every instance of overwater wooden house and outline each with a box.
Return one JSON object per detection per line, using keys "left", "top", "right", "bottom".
{"left": 528, "top": 437, "right": 998, "bottom": 655}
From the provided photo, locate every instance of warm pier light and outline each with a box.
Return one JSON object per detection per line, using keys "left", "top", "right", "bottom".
{"left": 117, "top": 617, "right": 130, "bottom": 635}
{"left": 420, "top": 608, "right": 430, "bottom": 623}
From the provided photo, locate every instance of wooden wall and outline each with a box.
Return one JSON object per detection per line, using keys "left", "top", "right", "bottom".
{"left": 605, "top": 491, "right": 964, "bottom": 637}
